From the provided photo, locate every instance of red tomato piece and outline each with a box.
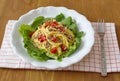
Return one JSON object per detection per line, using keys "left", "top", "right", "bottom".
{"left": 51, "top": 36, "right": 57, "bottom": 42}
{"left": 61, "top": 44, "right": 67, "bottom": 51}
{"left": 51, "top": 47, "right": 57, "bottom": 54}
{"left": 51, "top": 21, "right": 58, "bottom": 27}
{"left": 45, "top": 22, "right": 51, "bottom": 27}
{"left": 38, "top": 35, "right": 46, "bottom": 42}
{"left": 58, "top": 27, "right": 65, "bottom": 32}
{"left": 45, "top": 21, "right": 58, "bottom": 27}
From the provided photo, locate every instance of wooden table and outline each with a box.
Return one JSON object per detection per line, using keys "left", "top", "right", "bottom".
{"left": 0, "top": 0, "right": 120, "bottom": 81}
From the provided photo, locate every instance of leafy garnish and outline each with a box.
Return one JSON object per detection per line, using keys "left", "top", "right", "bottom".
{"left": 55, "top": 13, "right": 65, "bottom": 21}
{"left": 31, "top": 16, "right": 44, "bottom": 30}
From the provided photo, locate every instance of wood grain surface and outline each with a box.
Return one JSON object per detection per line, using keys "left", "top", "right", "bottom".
{"left": 0, "top": 0, "right": 120, "bottom": 81}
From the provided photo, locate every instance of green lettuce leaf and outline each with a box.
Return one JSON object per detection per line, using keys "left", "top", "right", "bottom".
{"left": 61, "top": 16, "right": 72, "bottom": 27}
{"left": 31, "top": 16, "right": 44, "bottom": 30}
{"left": 19, "top": 24, "right": 35, "bottom": 37}
{"left": 55, "top": 13, "right": 65, "bottom": 21}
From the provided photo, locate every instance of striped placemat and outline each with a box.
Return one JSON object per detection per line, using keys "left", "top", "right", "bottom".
{"left": 0, "top": 20, "right": 120, "bottom": 72}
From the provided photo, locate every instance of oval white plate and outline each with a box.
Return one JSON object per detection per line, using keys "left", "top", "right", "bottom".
{"left": 11, "top": 6, "right": 94, "bottom": 69}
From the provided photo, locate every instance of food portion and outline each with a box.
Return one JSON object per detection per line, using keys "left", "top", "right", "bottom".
{"left": 19, "top": 13, "right": 84, "bottom": 61}
{"left": 31, "top": 19, "right": 74, "bottom": 55}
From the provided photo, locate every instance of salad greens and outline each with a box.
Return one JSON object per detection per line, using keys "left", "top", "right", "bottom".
{"left": 19, "top": 13, "right": 84, "bottom": 61}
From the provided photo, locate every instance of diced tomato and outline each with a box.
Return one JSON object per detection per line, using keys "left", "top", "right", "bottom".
{"left": 51, "top": 36, "right": 57, "bottom": 42}
{"left": 58, "top": 27, "right": 65, "bottom": 32}
{"left": 51, "top": 47, "right": 57, "bottom": 54}
{"left": 45, "top": 21, "right": 58, "bottom": 27}
{"left": 61, "top": 44, "right": 67, "bottom": 51}
{"left": 51, "top": 21, "right": 58, "bottom": 27}
{"left": 45, "top": 22, "right": 51, "bottom": 27}
{"left": 38, "top": 35, "right": 46, "bottom": 42}
{"left": 29, "top": 32, "right": 34, "bottom": 38}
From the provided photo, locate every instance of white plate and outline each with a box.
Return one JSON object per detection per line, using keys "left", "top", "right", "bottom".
{"left": 11, "top": 6, "right": 94, "bottom": 69}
